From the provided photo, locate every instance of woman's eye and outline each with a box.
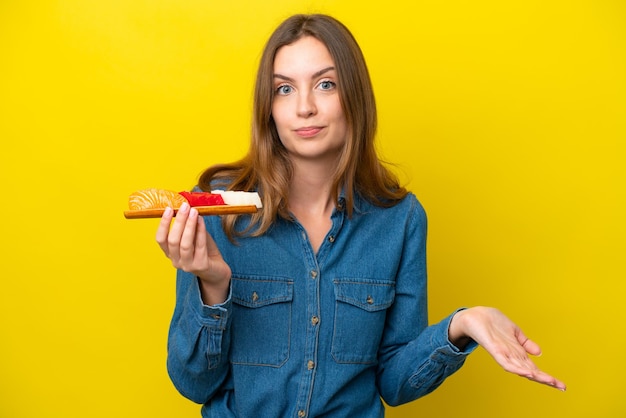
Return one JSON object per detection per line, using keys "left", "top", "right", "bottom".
{"left": 276, "top": 85, "right": 293, "bottom": 95}
{"left": 318, "top": 80, "right": 336, "bottom": 90}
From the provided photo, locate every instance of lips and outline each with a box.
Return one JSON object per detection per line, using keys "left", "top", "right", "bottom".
{"left": 294, "top": 126, "right": 324, "bottom": 138}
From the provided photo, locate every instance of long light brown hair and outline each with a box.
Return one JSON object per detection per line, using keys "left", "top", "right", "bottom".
{"left": 199, "top": 14, "right": 407, "bottom": 239}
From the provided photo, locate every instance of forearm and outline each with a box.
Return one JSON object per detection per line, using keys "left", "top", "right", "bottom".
{"left": 377, "top": 311, "right": 477, "bottom": 406}
{"left": 167, "top": 270, "right": 232, "bottom": 403}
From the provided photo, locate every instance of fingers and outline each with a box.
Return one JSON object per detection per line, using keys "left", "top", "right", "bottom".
{"left": 156, "top": 203, "right": 197, "bottom": 268}
{"left": 490, "top": 344, "right": 538, "bottom": 378}
{"left": 177, "top": 206, "right": 200, "bottom": 265}
{"left": 156, "top": 206, "right": 175, "bottom": 256}
{"left": 492, "top": 344, "right": 566, "bottom": 392}
{"left": 194, "top": 213, "right": 207, "bottom": 255}
{"left": 517, "top": 337, "right": 566, "bottom": 390}
{"left": 520, "top": 367, "right": 567, "bottom": 391}
{"left": 517, "top": 329, "right": 543, "bottom": 357}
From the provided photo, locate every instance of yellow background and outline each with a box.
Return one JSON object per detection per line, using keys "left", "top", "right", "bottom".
{"left": 1, "top": 0, "right": 624, "bottom": 417}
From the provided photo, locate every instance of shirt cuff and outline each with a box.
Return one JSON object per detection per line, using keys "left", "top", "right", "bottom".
{"left": 189, "top": 276, "right": 232, "bottom": 330}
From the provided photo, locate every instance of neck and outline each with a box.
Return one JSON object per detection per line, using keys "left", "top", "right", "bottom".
{"left": 288, "top": 160, "right": 337, "bottom": 217}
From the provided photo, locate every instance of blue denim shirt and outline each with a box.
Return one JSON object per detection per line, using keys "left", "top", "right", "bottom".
{"left": 167, "top": 191, "right": 476, "bottom": 417}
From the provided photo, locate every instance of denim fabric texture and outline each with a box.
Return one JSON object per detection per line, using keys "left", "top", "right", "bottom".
{"left": 166, "top": 191, "right": 476, "bottom": 417}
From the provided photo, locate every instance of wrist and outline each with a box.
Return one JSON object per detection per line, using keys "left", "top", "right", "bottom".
{"left": 448, "top": 309, "right": 473, "bottom": 350}
{"left": 197, "top": 276, "right": 230, "bottom": 306}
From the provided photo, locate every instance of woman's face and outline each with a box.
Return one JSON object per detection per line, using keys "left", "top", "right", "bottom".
{"left": 271, "top": 36, "right": 348, "bottom": 167}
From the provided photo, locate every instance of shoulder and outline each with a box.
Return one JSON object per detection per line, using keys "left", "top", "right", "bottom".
{"left": 395, "top": 192, "right": 427, "bottom": 233}
{"left": 351, "top": 192, "right": 427, "bottom": 240}
{"left": 400, "top": 192, "right": 426, "bottom": 217}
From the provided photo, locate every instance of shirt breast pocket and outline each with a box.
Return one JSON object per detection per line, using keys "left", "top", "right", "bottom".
{"left": 331, "top": 278, "right": 395, "bottom": 364}
{"left": 231, "top": 276, "right": 293, "bottom": 367}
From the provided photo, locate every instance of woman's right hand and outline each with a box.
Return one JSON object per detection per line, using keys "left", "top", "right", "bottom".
{"left": 156, "top": 202, "right": 232, "bottom": 305}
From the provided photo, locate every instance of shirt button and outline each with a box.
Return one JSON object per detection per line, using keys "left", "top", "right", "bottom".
{"left": 311, "top": 316, "right": 319, "bottom": 326}
{"left": 366, "top": 295, "right": 374, "bottom": 304}
{"left": 307, "top": 360, "right": 315, "bottom": 370}
{"left": 310, "top": 270, "right": 318, "bottom": 279}
{"left": 252, "top": 291, "right": 259, "bottom": 302}
{"left": 328, "top": 235, "right": 335, "bottom": 243}
{"left": 298, "top": 410, "right": 306, "bottom": 418}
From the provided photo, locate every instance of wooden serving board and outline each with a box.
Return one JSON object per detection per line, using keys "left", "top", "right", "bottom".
{"left": 124, "top": 205, "right": 258, "bottom": 219}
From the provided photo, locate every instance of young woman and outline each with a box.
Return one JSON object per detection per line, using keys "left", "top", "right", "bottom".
{"left": 156, "top": 13, "right": 566, "bottom": 417}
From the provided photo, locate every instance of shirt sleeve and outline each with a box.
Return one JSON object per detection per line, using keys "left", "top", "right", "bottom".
{"left": 166, "top": 269, "right": 233, "bottom": 404}
{"left": 375, "top": 196, "right": 477, "bottom": 406}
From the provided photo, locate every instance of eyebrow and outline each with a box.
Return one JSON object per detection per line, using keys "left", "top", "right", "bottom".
{"left": 273, "top": 66, "right": 336, "bottom": 82}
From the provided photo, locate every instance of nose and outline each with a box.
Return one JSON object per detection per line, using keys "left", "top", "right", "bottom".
{"left": 296, "top": 91, "right": 317, "bottom": 117}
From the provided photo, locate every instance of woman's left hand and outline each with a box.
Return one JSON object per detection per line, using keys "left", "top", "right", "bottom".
{"left": 449, "top": 306, "right": 567, "bottom": 391}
